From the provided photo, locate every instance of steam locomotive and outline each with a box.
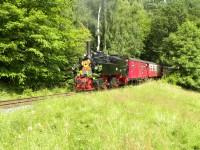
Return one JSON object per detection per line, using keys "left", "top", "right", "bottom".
{"left": 72, "top": 43, "right": 164, "bottom": 91}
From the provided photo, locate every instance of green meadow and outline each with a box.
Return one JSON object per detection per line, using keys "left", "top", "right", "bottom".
{"left": 0, "top": 81, "right": 200, "bottom": 150}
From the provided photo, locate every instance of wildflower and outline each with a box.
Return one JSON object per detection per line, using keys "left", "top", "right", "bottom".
{"left": 28, "top": 126, "right": 33, "bottom": 131}
{"left": 35, "top": 123, "right": 42, "bottom": 128}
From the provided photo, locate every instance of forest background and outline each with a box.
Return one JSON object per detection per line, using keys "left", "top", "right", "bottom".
{"left": 0, "top": 0, "right": 199, "bottom": 90}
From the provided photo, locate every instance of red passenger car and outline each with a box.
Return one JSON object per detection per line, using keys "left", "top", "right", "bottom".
{"left": 128, "top": 59, "right": 148, "bottom": 79}
{"left": 147, "top": 63, "right": 162, "bottom": 78}
{"left": 128, "top": 58, "right": 162, "bottom": 81}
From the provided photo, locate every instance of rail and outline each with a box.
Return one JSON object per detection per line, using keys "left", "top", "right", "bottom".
{"left": 0, "top": 92, "right": 74, "bottom": 109}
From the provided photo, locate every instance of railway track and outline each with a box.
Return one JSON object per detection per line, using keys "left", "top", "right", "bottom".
{"left": 0, "top": 92, "right": 74, "bottom": 109}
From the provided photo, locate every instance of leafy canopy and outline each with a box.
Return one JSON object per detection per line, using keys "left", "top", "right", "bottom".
{"left": 0, "top": 0, "right": 90, "bottom": 89}
{"left": 161, "top": 21, "right": 200, "bottom": 90}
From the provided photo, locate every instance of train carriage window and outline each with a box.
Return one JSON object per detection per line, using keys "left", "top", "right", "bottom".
{"left": 154, "top": 65, "right": 157, "bottom": 72}
{"left": 150, "top": 64, "right": 154, "bottom": 71}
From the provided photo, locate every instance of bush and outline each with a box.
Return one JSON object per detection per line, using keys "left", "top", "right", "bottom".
{"left": 161, "top": 21, "right": 200, "bottom": 90}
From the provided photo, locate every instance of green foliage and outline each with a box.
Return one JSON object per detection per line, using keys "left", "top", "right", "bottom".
{"left": 186, "top": 0, "right": 200, "bottom": 26}
{"left": 161, "top": 21, "right": 200, "bottom": 90}
{"left": 106, "top": 0, "right": 151, "bottom": 57}
{"left": 141, "top": 0, "right": 200, "bottom": 90}
{"left": 143, "top": 0, "right": 188, "bottom": 62}
{"left": 74, "top": 0, "right": 151, "bottom": 57}
{"left": 0, "top": 81, "right": 200, "bottom": 149}
{"left": 0, "top": 0, "right": 90, "bottom": 89}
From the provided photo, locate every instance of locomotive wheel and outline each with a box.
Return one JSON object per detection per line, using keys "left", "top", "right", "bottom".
{"left": 94, "top": 78, "right": 108, "bottom": 90}
{"left": 101, "top": 81, "right": 108, "bottom": 89}
{"left": 101, "top": 78, "right": 109, "bottom": 90}
{"left": 110, "top": 77, "right": 119, "bottom": 88}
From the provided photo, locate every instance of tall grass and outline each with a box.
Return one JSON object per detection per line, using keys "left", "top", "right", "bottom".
{"left": 0, "top": 81, "right": 200, "bottom": 150}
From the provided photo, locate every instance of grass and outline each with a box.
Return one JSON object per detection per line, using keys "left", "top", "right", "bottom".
{"left": 0, "top": 81, "right": 200, "bottom": 150}
{"left": 0, "top": 82, "right": 69, "bottom": 101}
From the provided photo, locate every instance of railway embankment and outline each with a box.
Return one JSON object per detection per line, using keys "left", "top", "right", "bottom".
{"left": 0, "top": 81, "right": 200, "bottom": 149}
{"left": 0, "top": 82, "right": 69, "bottom": 102}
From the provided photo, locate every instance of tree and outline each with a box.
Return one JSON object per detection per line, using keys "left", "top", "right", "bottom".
{"left": 186, "top": 0, "right": 200, "bottom": 27}
{"left": 142, "top": 0, "right": 188, "bottom": 62}
{"left": 0, "top": 0, "right": 90, "bottom": 89}
{"left": 161, "top": 21, "right": 200, "bottom": 90}
{"left": 74, "top": 0, "right": 151, "bottom": 57}
{"left": 106, "top": 0, "right": 151, "bottom": 57}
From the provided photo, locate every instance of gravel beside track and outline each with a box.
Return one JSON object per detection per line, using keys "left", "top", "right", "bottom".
{"left": 0, "top": 93, "right": 74, "bottom": 109}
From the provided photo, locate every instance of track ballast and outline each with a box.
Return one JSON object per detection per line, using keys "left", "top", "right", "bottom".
{"left": 0, "top": 92, "right": 74, "bottom": 109}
